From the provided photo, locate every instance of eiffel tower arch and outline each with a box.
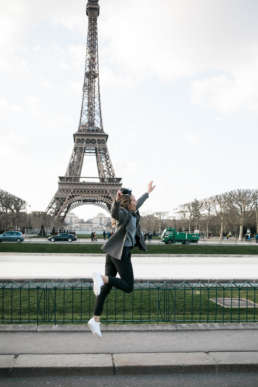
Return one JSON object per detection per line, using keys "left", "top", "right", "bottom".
{"left": 46, "top": 0, "right": 122, "bottom": 219}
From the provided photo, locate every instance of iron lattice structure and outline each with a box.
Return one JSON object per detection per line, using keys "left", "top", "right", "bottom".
{"left": 46, "top": 0, "right": 121, "bottom": 219}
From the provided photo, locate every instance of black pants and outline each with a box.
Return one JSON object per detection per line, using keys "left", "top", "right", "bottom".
{"left": 94, "top": 246, "right": 134, "bottom": 316}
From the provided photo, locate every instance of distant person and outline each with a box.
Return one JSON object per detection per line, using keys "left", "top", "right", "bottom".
{"left": 255, "top": 234, "right": 258, "bottom": 243}
{"left": 103, "top": 230, "right": 106, "bottom": 240}
{"left": 88, "top": 181, "right": 156, "bottom": 337}
{"left": 90, "top": 232, "right": 94, "bottom": 242}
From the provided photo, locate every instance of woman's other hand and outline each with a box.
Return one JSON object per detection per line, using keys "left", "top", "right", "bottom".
{"left": 148, "top": 181, "right": 156, "bottom": 194}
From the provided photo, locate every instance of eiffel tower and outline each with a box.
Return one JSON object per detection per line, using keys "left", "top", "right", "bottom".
{"left": 46, "top": 0, "right": 122, "bottom": 219}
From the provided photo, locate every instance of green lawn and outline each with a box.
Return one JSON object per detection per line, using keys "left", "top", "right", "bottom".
{"left": 1, "top": 243, "right": 258, "bottom": 254}
{"left": 1, "top": 286, "right": 257, "bottom": 324}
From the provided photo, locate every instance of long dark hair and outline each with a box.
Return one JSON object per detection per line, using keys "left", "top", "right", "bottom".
{"left": 111, "top": 194, "right": 132, "bottom": 228}
{"left": 119, "top": 194, "right": 132, "bottom": 210}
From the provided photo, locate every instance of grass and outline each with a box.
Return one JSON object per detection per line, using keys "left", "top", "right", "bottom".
{"left": 0, "top": 243, "right": 103, "bottom": 254}
{"left": 1, "top": 243, "right": 258, "bottom": 254}
{"left": 1, "top": 286, "right": 258, "bottom": 324}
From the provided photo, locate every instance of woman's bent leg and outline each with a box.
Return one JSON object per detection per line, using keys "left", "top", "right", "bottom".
{"left": 108, "top": 247, "right": 134, "bottom": 293}
{"left": 94, "top": 255, "right": 117, "bottom": 316}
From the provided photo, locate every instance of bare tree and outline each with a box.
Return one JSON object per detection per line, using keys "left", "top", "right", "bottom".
{"left": 202, "top": 198, "right": 213, "bottom": 238}
{"left": 0, "top": 189, "right": 27, "bottom": 231}
{"left": 0, "top": 189, "right": 26, "bottom": 214}
{"left": 252, "top": 190, "right": 258, "bottom": 234}
{"left": 173, "top": 189, "right": 258, "bottom": 239}
{"left": 191, "top": 199, "right": 203, "bottom": 232}
{"left": 209, "top": 193, "right": 230, "bottom": 240}
{"left": 176, "top": 204, "right": 193, "bottom": 232}
{"left": 153, "top": 212, "right": 169, "bottom": 234}
{"left": 140, "top": 214, "right": 160, "bottom": 233}
{"left": 228, "top": 189, "right": 254, "bottom": 240}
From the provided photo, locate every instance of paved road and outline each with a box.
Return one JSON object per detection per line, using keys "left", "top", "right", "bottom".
{"left": 22, "top": 238, "right": 163, "bottom": 245}
{"left": 0, "top": 253, "right": 258, "bottom": 280}
{"left": 1, "top": 372, "right": 258, "bottom": 387}
{"left": 19, "top": 237, "right": 258, "bottom": 245}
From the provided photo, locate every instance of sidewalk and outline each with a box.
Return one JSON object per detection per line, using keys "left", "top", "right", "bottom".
{"left": 1, "top": 324, "right": 258, "bottom": 376}
{"left": 1, "top": 253, "right": 258, "bottom": 280}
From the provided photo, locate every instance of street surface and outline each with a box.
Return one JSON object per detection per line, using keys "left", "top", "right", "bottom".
{"left": 1, "top": 372, "right": 258, "bottom": 387}
{"left": 19, "top": 237, "right": 258, "bottom": 245}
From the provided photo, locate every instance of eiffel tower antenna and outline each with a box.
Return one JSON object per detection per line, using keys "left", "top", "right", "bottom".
{"left": 46, "top": 0, "right": 122, "bottom": 219}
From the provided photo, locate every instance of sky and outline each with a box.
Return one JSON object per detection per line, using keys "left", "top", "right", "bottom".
{"left": 1, "top": 0, "right": 258, "bottom": 220}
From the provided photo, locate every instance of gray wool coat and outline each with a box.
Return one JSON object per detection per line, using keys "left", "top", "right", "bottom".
{"left": 101, "top": 192, "right": 149, "bottom": 260}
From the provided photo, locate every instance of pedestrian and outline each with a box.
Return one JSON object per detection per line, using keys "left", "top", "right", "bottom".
{"left": 88, "top": 181, "right": 156, "bottom": 337}
{"left": 103, "top": 230, "right": 106, "bottom": 240}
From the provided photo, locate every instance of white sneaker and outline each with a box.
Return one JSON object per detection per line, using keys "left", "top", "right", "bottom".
{"left": 92, "top": 272, "right": 104, "bottom": 296}
{"left": 88, "top": 317, "right": 102, "bottom": 337}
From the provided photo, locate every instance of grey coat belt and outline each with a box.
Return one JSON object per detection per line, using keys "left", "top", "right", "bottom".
{"left": 101, "top": 193, "right": 149, "bottom": 260}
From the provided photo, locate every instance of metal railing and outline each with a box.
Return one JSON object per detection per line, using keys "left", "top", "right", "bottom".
{"left": 1, "top": 280, "right": 258, "bottom": 325}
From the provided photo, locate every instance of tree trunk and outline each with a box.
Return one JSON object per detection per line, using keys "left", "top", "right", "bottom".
{"left": 219, "top": 215, "right": 224, "bottom": 240}
{"left": 256, "top": 207, "right": 258, "bottom": 234}
{"left": 239, "top": 220, "right": 244, "bottom": 241}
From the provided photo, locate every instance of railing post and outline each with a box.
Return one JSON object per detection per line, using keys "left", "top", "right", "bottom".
{"left": 54, "top": 287, "right": 57, "bottom": 325}
{"left": 36, "top": 286, "right": 39, "bottom": 326}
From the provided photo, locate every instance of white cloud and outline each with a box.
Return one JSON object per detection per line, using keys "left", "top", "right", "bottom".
{"left": 98, "top": 0, "right": 257, "bottom": 81}
{"left": 0, "top": 130, "right": 27, "bottom": 160}
{"left": 40, "top": 80, "right": 53, "bottom": 89}
{"left": 184, "top": 132, "right": 202, "bottom": 146}
{"left": 191, "top": 60, "right": 258, "bottom": 113}
{"left": 0, "top": 98, "right": 24, "bottom": 113}
{"left": 99, "top": 0, "right": 258, "bottom": 112}
{"left": 101, "top": 66, "right": 135, "bottom": 89}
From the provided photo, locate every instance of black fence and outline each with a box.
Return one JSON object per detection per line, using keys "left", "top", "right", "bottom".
{"left": 0, "top": 280, "right": 258, "bottom": 324}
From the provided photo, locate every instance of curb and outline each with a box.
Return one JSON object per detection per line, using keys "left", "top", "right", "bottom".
{"left": 1, "top": 352, "right": 258, "bottom": 376}
{"left": 0, "top": 323, "right": 258, "bottom": 332}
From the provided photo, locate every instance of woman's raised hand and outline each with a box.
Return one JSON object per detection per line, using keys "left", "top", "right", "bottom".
{"left": 148, "top": 181, "right": 156, "bottom": 194}
{"left": 116, "top": 190, "right": 123, "bottom": 201}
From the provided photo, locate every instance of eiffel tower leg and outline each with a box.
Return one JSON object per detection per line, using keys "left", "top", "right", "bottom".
{"left": 104, "top": 148, "right": 115, "bottom": 178}
{"left": 96, "top": 146, "right": 106, "bottom": 179}
{"left": 65, "top": 148, "right": 84, "bottom": 178}
{"left": 96, "top": 144, "right": 116, "bottom": 180}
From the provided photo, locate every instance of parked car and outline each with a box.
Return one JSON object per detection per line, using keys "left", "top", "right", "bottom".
{"left": 0, "top": 231, "right": 24, "bottom": 242}
{"left": 67, "top": 231, "right": 77, "bottom": 240}
{"left": 48, "top": 232, "right": 76, "bottom": 242}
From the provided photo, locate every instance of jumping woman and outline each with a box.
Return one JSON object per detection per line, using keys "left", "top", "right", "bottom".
{"left": 88, "top": 181, "right": 156, "bottom": 337}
